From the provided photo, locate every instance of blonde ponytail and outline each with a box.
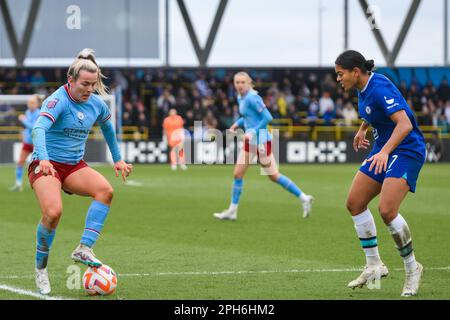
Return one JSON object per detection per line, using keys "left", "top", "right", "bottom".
{"left": 67, "top": 48, "right": 108, "bottom": 97}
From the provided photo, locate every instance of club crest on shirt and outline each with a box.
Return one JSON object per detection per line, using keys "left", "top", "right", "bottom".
{"left": 365, "top": 106, "right": 371, "bottom": 114}
{"left": 77, "top": 112, "right": 85, "bottom": 121}
{"left": 34, "top": 165, "right": 41, "bottom": 174}
{"left": 47, "top": 99, "right": 59, "bottom": 109}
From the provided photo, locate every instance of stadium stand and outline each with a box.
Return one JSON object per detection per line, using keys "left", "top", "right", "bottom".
{"left": 1, "top": 67, "right": 449, "bottom": 141}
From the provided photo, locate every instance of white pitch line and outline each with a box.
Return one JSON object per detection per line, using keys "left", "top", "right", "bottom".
{"left": 117, "top": 266, "right": 450, "bottom": 278}
{"left": 1, "top": 266, "right": 449, "bottom": 280}
{"left": 118, "top": 266, "right": 450, "bottom": 277}
{"left": 0, "top": 284, "right": 71, "bottom": 300}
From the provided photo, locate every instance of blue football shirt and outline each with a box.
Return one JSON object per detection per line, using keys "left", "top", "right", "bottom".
{"left": 358, "top": 72, "right": 426, "bottom": 160}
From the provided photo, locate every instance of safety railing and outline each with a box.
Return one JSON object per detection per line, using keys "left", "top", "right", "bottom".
{"left": 0, "top": 122, "right": 447, "bottom": 141}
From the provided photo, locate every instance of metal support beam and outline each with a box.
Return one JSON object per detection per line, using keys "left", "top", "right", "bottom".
{"left": 318, "top": 0, "right": 323, "bottom": 66}
{"left": 390, "top": 0, "right": 421, "bottom": 66}
{"left": 445, "top": 0, "right": 449, "bottom": 66}
{"left": 358, "top": 0, "right": 392, "bottom": 65}
{"left": 0, "top": 0, "right": 41, "bottom": 66}
{"left": 176, "top": 0, "right": 228, "bottom": 67}
{"left": 165, "top": 0, "right": 169, "bottom": 67}
{"left": 344, "top": 0, "right": 349, "bottom": 50}
{"left": 358, "top": 0, "right": 421, "bottom": 67}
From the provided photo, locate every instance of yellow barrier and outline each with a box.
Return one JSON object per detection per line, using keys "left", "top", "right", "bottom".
{"left": 0, "top": 123, "right": 448, "bottom": 141}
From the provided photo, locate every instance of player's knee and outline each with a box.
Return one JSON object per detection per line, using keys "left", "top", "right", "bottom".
{"left": 95, "top": 185, "right": 114, "bottom": 204}
{"left": 378, "top": 204, "right": 397, "bottom": 224}
{"left": 43, "top": 206, "right": 62, "bottom": 227}
{"left": 234, "top": 173, "right": 244, "bottom": 180}
{"left": 346, "top": 198, "right": 365, "bottom": 215}
{"left": 267, "top": 174, "right": 279, "bottom": 182}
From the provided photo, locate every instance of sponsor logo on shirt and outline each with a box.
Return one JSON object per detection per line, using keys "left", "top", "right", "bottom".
{"left": 384, "top": 96, "right": 395, "bottom": 104}
{"left": 47, "top": 99, "right": 59, "bottom": 109}
{"left": 64, "top": 128, "right": 90, "bottom": 139}
{"left": 384, "top": 96, "right": 400, "bottom": 109}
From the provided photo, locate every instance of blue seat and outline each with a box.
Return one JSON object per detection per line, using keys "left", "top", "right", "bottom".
{"left": 413, "top": 68, "right": 428, "bottom": 87}
{"left": 377, "top": 67, "right": 399, "bottom": 85}
{"left": 398, "top": 68, "right": 413, "bottom": 87}
{"left": 429, "top": 68, "right": 450, "bottom": 87}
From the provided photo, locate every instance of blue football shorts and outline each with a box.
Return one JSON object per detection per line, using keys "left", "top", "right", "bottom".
{"left": 359, "top": 151, "right": 425, "bottom": 193}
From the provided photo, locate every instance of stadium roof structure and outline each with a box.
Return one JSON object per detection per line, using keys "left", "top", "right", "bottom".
{"left": 0, "top": 0, "right": 447, "bottom": 67}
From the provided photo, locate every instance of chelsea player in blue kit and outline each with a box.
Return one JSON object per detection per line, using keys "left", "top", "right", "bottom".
{"left": 214, "top": 72, "right": 313, "bottom": 221}
{"left": 9, "top": 94, "right": 41, "bottom": 192}
{"left": 29, "top": 49, "right": 133, "bottom": 295}
{"left": 335, "top": 50, "right": 425, "bottom": 296}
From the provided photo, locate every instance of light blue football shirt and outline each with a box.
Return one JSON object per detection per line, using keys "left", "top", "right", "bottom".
{"left": 32, "top": 84, "right": 112, "bottom": 164}
{"left": 237, "top": 90, "right": 272, "bottom": 145}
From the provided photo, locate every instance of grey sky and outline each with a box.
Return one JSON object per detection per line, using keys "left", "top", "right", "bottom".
{"left": 169, "top": 0, "right": 448, "bottom": 67}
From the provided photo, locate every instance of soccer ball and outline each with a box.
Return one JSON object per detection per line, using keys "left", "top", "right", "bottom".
{"left": 83, "top": 265, "right": 117, "bottom": 296}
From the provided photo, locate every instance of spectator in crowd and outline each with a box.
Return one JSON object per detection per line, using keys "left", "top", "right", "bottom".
{"left": 157, "top": 88, "right": 176, "bottom": 126}
{"left": 445, "top": 100, "right": 450, "bottom": 126}
{"left": 30, "top": 71, "right": 46, "bottom": 88}
{"left": 194, "top": 73, "right": 212, "bottom": 97}
{"left": 418, "top": 104, "right": 433, "bottom": 126}
{"left": 427, "top": 131, "right": 444, "bottom": 162}
{"left": 307, "top": 98, "right": 319, "bottom": 129}
{"left": 184, "top": 109, "right": 195, "bottom": 133}
{"left": 341, "top": 102, "right": 358, "bottom": 126}
{"left": 322, "top": 106, "right": 336, "bottom": 125}
{"left": 219, "top": 106, "right": 235, "bottom": 131}
{"left": 319, "top": 91, "right": 335, "bottom": 117}
{"left": 1, "top": 67, "right": 449, "bottom": 141}
{"left": 409, "top": 83, "right": 422, "bottom": 111}
{"left": 437, "top": 78, "right": 450, "bottom": 102}
{"left": 287, "top": 103, "right": 302, "bottom": 126}
{"left": 176, "top": 88, "right": 191, "bottom": 117}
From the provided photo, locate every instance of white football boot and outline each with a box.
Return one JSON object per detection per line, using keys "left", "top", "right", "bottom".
{"left": 213, "top": 207, "right": 237, "bottom": 221}
{"left": 9, "top": 184, "right": 23, "bottom": 192}
{"left": 35, "top": 268, "right": 51, "bottom": 295}
{"left": 171, "top": 164, "right": 177, "bottom": 171}
{"left": 180, "top": 164, "right": 187, "bottom": 171}
{"left": 71, "top": 244, "right": 102, "bottom": 267}
{"left": 347, "top": 263, "right": 389, "bottom": 289}
{"left": 401, "top": 262, "right": 423, "bottom": 297}
{"left": 301, "top": 195, "right": 314, "bottom": 218}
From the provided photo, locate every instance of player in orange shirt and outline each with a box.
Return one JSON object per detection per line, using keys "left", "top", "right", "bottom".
{"left": 163, "top": 108, "right": 187, "bottom": 170}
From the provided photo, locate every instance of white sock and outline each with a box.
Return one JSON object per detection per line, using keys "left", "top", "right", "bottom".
{"left": 229, "top": 203, "right": 238, "bottom": 211}
{"left": 299, "top": 193, "right": 309, "bottom": 202}
{"left": 352, "top": 209, "right": 382, "bottom": 266}
{"left": 387, "top": 213, "right": 418, "bottom": 272}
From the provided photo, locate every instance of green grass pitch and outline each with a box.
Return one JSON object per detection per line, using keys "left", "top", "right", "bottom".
{"left": 0, "top": 163, "right": 449, "bottom": 300}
